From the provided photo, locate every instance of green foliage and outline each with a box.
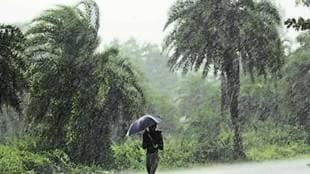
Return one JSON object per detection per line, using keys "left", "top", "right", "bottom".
{"left": 244, "top": 121, "right": 308, "bottom": 148}
{"left": 175, "top": 76, "right": 234, "bottom": 162}
{"left": 111, "top": 138, "right": 194, "bottom": 170}
{"left": 112, "top": 139, "right": 145, "bottom": 170}
{"left": 176, "top": 74, "right": 220, "bottom": 116}
{"left": 239, "top": 78, "right": 282, "bottom": 124}
{"left": 164, "top": 0, "right": 284, "bottom": 159}
{"left": 182, "top": 109, "right": 234, "bottom": 163}
{"left": 25, "top": 0, "right": 102, "bottom": 149}
{"left": 142, "top": 86, "right": 179, "bottom": 135}
{"left": 0, "top": 145, "right": 51, "bottom": 174}
{"left": 0, "top": 136, "right": 117, "bottom": 173}
{"left": 114, "top": 39, "right": 181, "bottom": 98}
{"left": 67, "top": 165, "right": 112, "bottom": 174}
{"left": 191, "top": 125, "right": 234, "bottom": 163}
{"left": 1, "top": 0, "right": 309, "bottom": 172}
{"left": 245, "top": 121, "right": 310, "bottom": 161}
{"left": 111, "top": 39, "right": 181, "bottom": 135}
{"left": 164, "top": 0, "right": 283, "bottom": 77}
{"left": 247, "top": 144, "right": 310, "bottom": 161}
{"left": 285, "top": 17, "right": 310, "bottom": 31}
{"left": 24, "top": 0, "right": 145, "bottom": 166}
{"left": 280, "top": 33, "right": 310, "bottom": 143}
{"left": 285, "top": 0, "right": 310, "bottom": 30}
{"left": 0, "top": 25, "right": 26, "bottom": 112}
{"left": 296, "top": 0, "right": 310, "bottom": 6}
{"left": 160, "top": 138, "right": 194, "bottom": 168}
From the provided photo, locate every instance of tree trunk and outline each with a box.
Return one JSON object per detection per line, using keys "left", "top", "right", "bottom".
{"left": 225, "top": 55, "right": 246, "bottom": 160}
{"left": 220, "top": 72, "right": 228, "bottom": 116}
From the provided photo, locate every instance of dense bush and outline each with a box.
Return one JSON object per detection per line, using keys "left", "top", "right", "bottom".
{"left": 244, "top": 121, "right": 310, "bottom": 160}
{"left": 244, "top": 121, "right": 308, "bottom": 147}
{"left": 247, "top": 144, "right": 310, "bottom": 161}
{"left": 110, "top": 120, "right": 310, "bottom": 171}
{"left": 0, "top": 137, "right": 114, "bottom": 173}
{"left": 112, "top": 138, "right": 194, "bottom": 170}
{"left": 0, "top": 145, "right": 52, "bottom": 174}
{"left": 112, "top": 139, "right": 145, "bottom": 170}
{"left": 190, "top": 125, "right": 234, "bottom": 163}
{"left": 160, "top": 138, "right": 194, "bottom": 168}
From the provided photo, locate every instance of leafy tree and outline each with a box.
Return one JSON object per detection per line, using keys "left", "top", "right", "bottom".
{"left": 111, "top": 39, "right": 182, "bottom": 135}
{"left": 0, "top": 25, "right": 26, "bottom": 112}
{"left": 176, "top": 74, "right": 235, "bottom": 162}
{"left": 25, "top": 0, "right": 145, "bottom": 166}
{"left": 112, "top": 39, "right": 182, "bottom": 98}
{"left": 239, "top": 78, "right": 282, "bottom": 124}
{"left": 285, "top": 0, "right": 310, "bottom": 30}
{"left": 164, "top": 0, "right": 283, "bottom": 159}
{"left": 282, "top": 32, "right": 310, "bottom": 143}
{"left": 176, "top": 74, "right": 220, "bottom": 119}
{"left": 25, "top": 0, "right": 100, "bottom": 148}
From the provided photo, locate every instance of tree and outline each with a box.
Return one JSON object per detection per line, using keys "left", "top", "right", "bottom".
{"left": 285, "top": 0, "right": 310, "bottom": 30}
{"left": 25, "top": 0, "right": 144, "bottom": 166}
{"left": 282, "top": 32, "right": 310, "bottom": 143}
{"left": 25, "top": 0, "right": 101, "bottom": 149}
{"left": 113, "top": 39, "right": 182, "bottom": 98}
{"left": 0, "top": 25, "right": 26, "bottom": 112}
{"left": 164, "top": 0, "right": 283, "bottom": 159}
{"left": 112, "top": 39, "right": 182, "bottom": 135}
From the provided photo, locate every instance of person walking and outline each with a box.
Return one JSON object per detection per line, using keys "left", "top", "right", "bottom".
{"left": 142, "top": 124, "right": 163, "bottom": 174}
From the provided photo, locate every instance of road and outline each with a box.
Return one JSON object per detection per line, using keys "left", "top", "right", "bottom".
{"left": 130, "top": 159, "right": 310, "bottom": 174}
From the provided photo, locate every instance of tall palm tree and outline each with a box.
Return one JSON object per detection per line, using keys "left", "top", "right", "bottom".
{"left": 164, "top": 0, "right": 283, "bottom": 159}
{"left": 69, "top": 48, "right": 145, "bottom": 165}
{"left": 0, "top": 25, "right": 26, "bottom": 112}
{"left": 25, "top": 0, "right": 100, "bottom": 148}
{"left": 25, "top": 0, "right": 145, "bottom": 165}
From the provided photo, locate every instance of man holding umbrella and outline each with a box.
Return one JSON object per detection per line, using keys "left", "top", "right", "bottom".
{"left": 126, "top": 115, "right": 164, "bottom": 174}
{"left": 142, "top": 123, "right": 163, "bottom": 174}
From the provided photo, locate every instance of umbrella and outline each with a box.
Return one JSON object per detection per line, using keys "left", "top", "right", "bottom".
{"left": 126, "top": 114, "right": 161, "bottom": 136}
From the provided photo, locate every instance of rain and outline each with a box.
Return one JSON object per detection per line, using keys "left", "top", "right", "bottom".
{"left": 0, "top": 0, "right": 309, "bottom": 173}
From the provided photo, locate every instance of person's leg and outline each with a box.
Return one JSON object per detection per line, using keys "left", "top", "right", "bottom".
{"left": 150, "top": 152, "right": 159, "bottom": 174}
{"left": 146, "top": 153, "right": 151, "bottom": 174}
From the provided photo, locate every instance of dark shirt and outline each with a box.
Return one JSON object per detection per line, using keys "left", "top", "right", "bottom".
{"left": 142, "top": 130, "right": 164, "bottom": 153}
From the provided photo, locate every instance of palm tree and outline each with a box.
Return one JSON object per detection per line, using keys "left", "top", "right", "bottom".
{"left": 25, "top": 0, "right": 144, "bottom": 165}
{"left": 25, "top": 0, "right": 100, "bottom": 148}
{"left": 164, "top": 0, "right": 283, "bottom": 159}
{"left": 0, "top": 25, "right": 26, "bottom": 112}
{"left": 69, "top": 48, "right": 145, "bottom": 165}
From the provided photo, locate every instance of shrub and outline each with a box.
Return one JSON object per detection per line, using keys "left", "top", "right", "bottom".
{"left": 112, "top": 137, "right": 195, "bottom": 170}
{"left": 0, "top": 145, "right": 52, "bottom": 174}
{"left": 1, "top": 136, "right": 78, "bottom": 173}
{"left": 244, "top": 121, "right": 310, "bottom": 160}
{"left": 159, "top": 138, "right": 194, "bottom": 168}
{"left": 112, "top": 139, "right": 145, "bottom": 170}
{"left": 247, "top": 143, "right": 310, "bottom": 161}
{"left": 244, "top": 121, "right": 308, "bottom": 148}
{"left": 190, "top": 125, "right": 234, "bottom": 163}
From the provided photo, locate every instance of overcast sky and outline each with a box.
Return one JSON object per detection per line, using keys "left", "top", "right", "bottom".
{"left": 1, "top": 0, "right": 310, "bottom": 46}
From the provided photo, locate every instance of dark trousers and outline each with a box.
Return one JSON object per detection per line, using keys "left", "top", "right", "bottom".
{"left": 146, "top": 151, "right": 159, "bottom": 174}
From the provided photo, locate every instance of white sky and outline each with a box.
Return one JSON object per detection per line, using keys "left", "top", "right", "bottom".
{"left": 0, "top": 0, "right": 310, "bottom": 46}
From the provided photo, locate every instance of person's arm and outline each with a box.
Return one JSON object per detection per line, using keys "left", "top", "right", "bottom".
{"left": 158, "top": 132, "right": 164, "bottom": 150}
{"left": 142, "top": 132, "right": 147, "bottom": 149}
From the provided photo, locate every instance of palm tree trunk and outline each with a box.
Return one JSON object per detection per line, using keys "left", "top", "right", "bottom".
{"left": 225, "top": 55, "right": 246, "bottom": 160}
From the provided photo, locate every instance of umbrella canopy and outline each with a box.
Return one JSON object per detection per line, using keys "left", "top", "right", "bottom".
{"left": 126, "top": 114, "right": 161, "bottom": 136}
